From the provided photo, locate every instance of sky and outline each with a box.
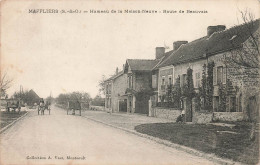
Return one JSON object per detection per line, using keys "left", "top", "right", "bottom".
{"left": 1, "top": 0, "right": 260, "bottom": 98}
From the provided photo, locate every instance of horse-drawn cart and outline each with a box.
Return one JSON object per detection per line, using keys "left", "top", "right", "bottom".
{"left": 67, "top": 100, "right": 81, "bottom": 116}
{"left": 6, "top": 99, "right": 21, "bottom": 113}
{"left": 38, "top": 99, "right": 51, "bottom": 115}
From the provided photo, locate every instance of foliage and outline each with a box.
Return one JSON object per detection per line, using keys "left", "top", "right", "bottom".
{"left": 55, "top": 91, "right": 91, "bottom": 106}
{"left": 205, "top": 62, "right": 214, "bottom": 110}
{"left": 98, "top": 75, "right": 107, "bottom": 96}
{"left": 182, "top": 68, "right": 195, "bottom": 99}
{"left": 218, "top": 83, "right": 227, "bottom": 112}
{"left": 46, "top": 96, "right": 54, "bottom": 104}
{"left": 198, "top": 62, "right": 214, "bottom": 110}
{"left": 166, "top": 84, "right": 173, "bottom": 104}
{"left": 91, "top": 95, "right": 105, "bottom": 106}
{"left": 227, "top": 10, "right": 259, "bottom": 69}
{"left": 0, "top": 72, "right": 13, "bottom": 97}
{"left": 12, "top": 89, "right": 40, "bottom": 106}
{"left": 172, "top": 76, "right": 182, "bottom": 108}
{"left": 135, "top": 88, "right": 153, "bottom": 100}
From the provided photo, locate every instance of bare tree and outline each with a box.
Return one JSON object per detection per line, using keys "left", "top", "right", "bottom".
{"left": 226, "top": 10, "right": 260, "bottom": 141}
{"left": 98, "top": 75, "right": 107, "bottom": 96}
{"left": 227, "top": 9, "right": 259, "bottom": 69}
{"left": 0, "top": 72, "right": 13, "bottom": 97}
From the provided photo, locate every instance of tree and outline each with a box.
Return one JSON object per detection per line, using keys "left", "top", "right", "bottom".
{"left": 91, "top": 95, "right": 105, "bottom": 106}
{"left": 227, "top": 10, "right": 259, "bottom": 69}
{"left": 12, "top": 89, "right": 40, "bottom": 106}
{"left": 226, "top": 10, "right": 259, "bottom": 141}
{"left": 98, "top": 75, "right": 107, "bottom": 96}
{"left": 182, "top": 68, "right": 195, "bottom": 99}
{"left": 0, "top": 72, "right": 13, "bottom": 97}
{"left": 172, "top": 76, "right": 182, "bottom": 108}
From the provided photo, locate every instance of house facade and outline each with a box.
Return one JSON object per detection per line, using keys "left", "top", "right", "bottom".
{"left": 104, "top": 19, "right": 259, "bottom": 122}
{"left": 124, "top": 59, "right": 159, "bottom": 114}
{"left": 154, "top": 19, "right": 259, "bottom": 121}
{"left": 104, "top": 68, "right": 128, "bottom": 113}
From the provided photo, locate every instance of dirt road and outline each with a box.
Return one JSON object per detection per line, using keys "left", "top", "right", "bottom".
{"left": 0, "top": 106, "right": 216, "bottom": 165}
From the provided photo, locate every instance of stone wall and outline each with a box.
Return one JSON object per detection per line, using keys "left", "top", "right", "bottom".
{"left": 213, "top": 112, "right": 244, "bottom": 121}
{"left": 208, "top": 52, "right": 259, "bottom": 115}
{"left": 151, "top": 107, "right": 181, "bottom": 121}
{"left": 193, "top": 111, "right": 213, "bottom": 124}
{"left": 90, "top": 105, "right": 105, "bottom": 111}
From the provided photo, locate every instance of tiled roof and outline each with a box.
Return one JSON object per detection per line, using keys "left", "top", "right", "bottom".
{"left": 158, "top": 37, "right": 207, "bottom": 67}
{"left": 153, "top": 50, "right": 174, "bottom": 69}
{"left": 126, "top": 59, "right": 160, "bottom": 71}
{"left": 207, "top": 19, "right": 260, "bottom": 55}
{"left": 158, "top": 19, "right": 260, "bottom": 68}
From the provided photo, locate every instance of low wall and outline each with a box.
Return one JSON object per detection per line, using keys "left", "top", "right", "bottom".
{"left": 151, "top": 107, "right": 182, "bottom": 121}
{"left": 213, "top": 112, "right": 244, "bottom": 121}
{"left": 193, "top": 111, "right": 213, "bottom": 124}
{"left": 89, "top": 105, "right": 105, "bottom": 111}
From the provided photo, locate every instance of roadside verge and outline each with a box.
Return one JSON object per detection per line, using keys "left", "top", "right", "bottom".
{"left": 0, "top": 111, "right": 29, "bottom": 134}
{"left": 82, "top": 114, "right": 243, "bottom": 165}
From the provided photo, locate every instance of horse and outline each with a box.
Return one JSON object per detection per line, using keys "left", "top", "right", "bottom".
{"left": 38, "top": 102, "right": 45, "bottom": 115}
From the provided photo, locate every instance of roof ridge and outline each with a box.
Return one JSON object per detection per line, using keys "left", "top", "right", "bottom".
{"left": 215, "top": 19, "right": 259, "bottom": 34}
{"left": 127, "top": 59, "right": 157, "bottom": 61}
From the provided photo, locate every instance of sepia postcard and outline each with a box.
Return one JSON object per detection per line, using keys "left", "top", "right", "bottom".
{"left": 0, "top": 0, "right": 260, "bottom": 164}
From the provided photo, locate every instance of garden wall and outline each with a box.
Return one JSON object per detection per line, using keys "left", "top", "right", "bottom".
{"left": 192, "top": 111, "right": 213, "bottom": 124}
{"left": 90, "top": 105, "right": 105, "bottom": 111}
{"left": 213, "top": 112, "right": 244, "bottom": 121}
{"left": 151, "top": 107, "right": 181, "bottom": 121}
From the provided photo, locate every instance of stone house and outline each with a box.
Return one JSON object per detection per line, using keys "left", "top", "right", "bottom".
{"left": 206, "top": 20, "right": 260, "bottom": 121}
{"left": 152, "top": 19, "right": 259, "bottom": 122}
{"left": 104, "top": 68, "right": 128, "bottom": 113}
{"left": 123, "top": 59, "right": 160, "bottom": 114}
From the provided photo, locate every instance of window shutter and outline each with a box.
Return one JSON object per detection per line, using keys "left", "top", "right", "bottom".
{"left": 223, "top": 67, "right": 226, "bottom": 84}
{"left": 213, "top": 67, "right": 217, "bottom": 85}
{"left": 152, "top": 75, "right": 157, "bottom": 88}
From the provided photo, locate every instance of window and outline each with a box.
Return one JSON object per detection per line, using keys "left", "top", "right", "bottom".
{"left": 217, "top": 66, "right": 223, "bottom": 84}
{"left": 162, "top": 76, "right": 165, "bottom": 85}
{"left": 195, "top": 72, "right": 201, "bottom": 88}
{"left": 168, "top": 75, "right": 172, "bottom": 85}
{"left": 230, "top": 97, "right": 236, "bottom": 112}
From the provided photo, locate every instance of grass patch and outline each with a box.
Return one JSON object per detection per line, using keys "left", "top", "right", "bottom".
{"left": 0, "top": 111, "right": 27, "bottom": 129}
{"left": 135, "top": 122, "right": 258, "bottom": 164}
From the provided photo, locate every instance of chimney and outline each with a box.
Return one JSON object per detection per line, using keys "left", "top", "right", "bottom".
{"left": 116, "top": 67, "right": 118, "bottom": 74}
{"left": 207, "top": 25, "right": 226, "bottom": 36}
{"left": 173, "top": 41, "right": 188, "bottom": 51}
{"left": 155, "top": 47, "right": 165, "bottom": 59}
